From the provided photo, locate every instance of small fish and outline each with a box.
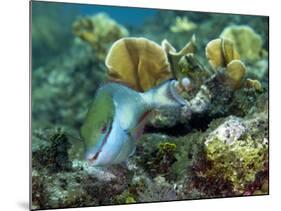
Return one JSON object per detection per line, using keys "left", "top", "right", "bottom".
{"left": 80, "top": 80, "right": 187, "bottom": 166}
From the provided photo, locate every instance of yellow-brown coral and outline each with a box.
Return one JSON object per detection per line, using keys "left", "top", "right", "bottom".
{"left": 73, "top": 13, "right": 129, "bottom": 61}
{"left": 162, "top": 35, "right": 196, "bottom": 57}
{"left": 225, "top": 60, "right": 246, "bottom": 89}
{"left": 105, "top": 37, "right": 172, "bottom": 92}
{"left": 205, "top": 38, "right": 240, "bottom": 70}
{"left": 220, "top": 25, "right": 263, "bottom": 62}
{"left": 245, "top": 78, "right": 263, "bottom": 92}
{"left": 170, "top": 16, "right": 197, "bottom": 33}
{"left": 161, "top": 35, "right": 197, "bottom": 80}
{"left": 205, "top": 38, "right": 247, "bottom": 89}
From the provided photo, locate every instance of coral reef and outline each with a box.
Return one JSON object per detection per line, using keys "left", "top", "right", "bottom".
{"left": 137, "top": 176, "right": 177, "bottom": 202}
{"left": 225, "top": 59, "right": 246, "bottom": 89}
{"left": 170, "top": 16, "right": 197, "bottom": 33}
{"left": 32, "top": 39, "right": 107, "bottom": 129}
{"left": 32, "top": 129, "right": 133, "bottom": 209}
{"left": 105, "top": 37, "right": 172, "bottom": 92}
{"left": 245, "top": 78, "right": 263, "bottom": 92}
{"left": 247, "top": 59, "right": 268, "bottom": 81}
{"left": 205, "top": 38, "right": 240, "bottom": 70}
{"left": 171, "top": 112, "right": 268, "bottom": 198}
{"left": 204, "top": 114, "right": 268, "bottom": 193}
{"left": 220, "top": 25, "right": 264, "bottom": 62}
{"left": 139, "top": 141, "right": 177, "bottom": 178}
{"left": 73, "top": 13, "right": 129, "bottom": 61}
{"left": 32, "top": 128, "right": 72, "bottom": 173}
{"left": 162, "top": 35, "right": 210, "bottom": 99}
{"left": 162, "top": 35, "right": 197, "bottom": 79}
{"left": 32, "top": 6, "right": 269, "bottom": 209}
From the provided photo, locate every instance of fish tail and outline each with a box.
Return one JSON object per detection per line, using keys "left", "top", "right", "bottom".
{"left": 142, "top": 80, "right": 187, "bottom": 109}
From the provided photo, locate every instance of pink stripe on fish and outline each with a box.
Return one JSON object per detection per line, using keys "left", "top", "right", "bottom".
{"left": 134, "top": 111, "right": 151, "bottom": 141}
{"left": 89, "top": 122, "right": 113, "bottom": 162}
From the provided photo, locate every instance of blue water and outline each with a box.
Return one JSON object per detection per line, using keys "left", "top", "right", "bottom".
{"left": 63, "top": 3, "right": 157, "bottom": 26}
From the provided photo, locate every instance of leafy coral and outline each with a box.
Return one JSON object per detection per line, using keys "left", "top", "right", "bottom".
{"left": 220, "top": 25, "right": 264, "bottom": 62}
{"left": 73, "top": 13, "right": 129, "bottom": 61}
{"left": 105, "top": 37, "right": 171, "bottom": 92}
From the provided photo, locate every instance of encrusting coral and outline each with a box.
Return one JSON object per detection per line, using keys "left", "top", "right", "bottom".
{"left": 204, "top": 115, "right": 268, "bottom": 193}
{"left": 167, "top": 111, "right": 268, "bottom": 198}
{"left": 73, "top": 13, "right": 129, "bottom": 61}
{"left": 135, "top": 139, "right": 178, "bottom": 179}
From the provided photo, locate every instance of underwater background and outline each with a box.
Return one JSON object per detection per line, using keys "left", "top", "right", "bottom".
{"left": 31, "top": 1, "right": 269, "bottom": 210}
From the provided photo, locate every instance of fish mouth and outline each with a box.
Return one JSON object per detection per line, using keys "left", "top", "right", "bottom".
{"left": 87, "top": 152, "right": 99, "bottom": 165}
{"left": 169, "top": 80, "right": 188, "bottom": 106}
{"left": 87, "top": 122, "right": 113, "bottom": 165}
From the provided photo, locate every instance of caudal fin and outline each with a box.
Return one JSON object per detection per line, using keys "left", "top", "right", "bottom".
{"left": 143, "top": 79, "right": 188, "bottom": 110}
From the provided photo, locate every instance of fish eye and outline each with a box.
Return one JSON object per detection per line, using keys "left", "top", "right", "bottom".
{"left": 100, "top": 123, "right": 107, "bottom": 133}
{"left": 100, "top": 120, "right": 113, "bottom": 133}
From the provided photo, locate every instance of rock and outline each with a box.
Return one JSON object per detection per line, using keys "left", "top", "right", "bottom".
{"left": 32, "top": 128, "right": 133, "bottom": 209}
{"left": 32, "top": 128, "right": 72, "bottom": 173}
{"left": 204, "top": 113, "right": 268, "bottom": 193}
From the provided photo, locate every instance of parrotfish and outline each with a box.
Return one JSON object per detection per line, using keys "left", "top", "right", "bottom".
{"left": 80, "top": 79, "right": 188, "bottom": 166}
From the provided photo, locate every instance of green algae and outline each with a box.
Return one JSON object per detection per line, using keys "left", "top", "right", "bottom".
{"left": 113, "top": 190, "right": 137, "bottom": 204}
{"left": 205, "top": 135, "right": 268, "bottom": 192}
